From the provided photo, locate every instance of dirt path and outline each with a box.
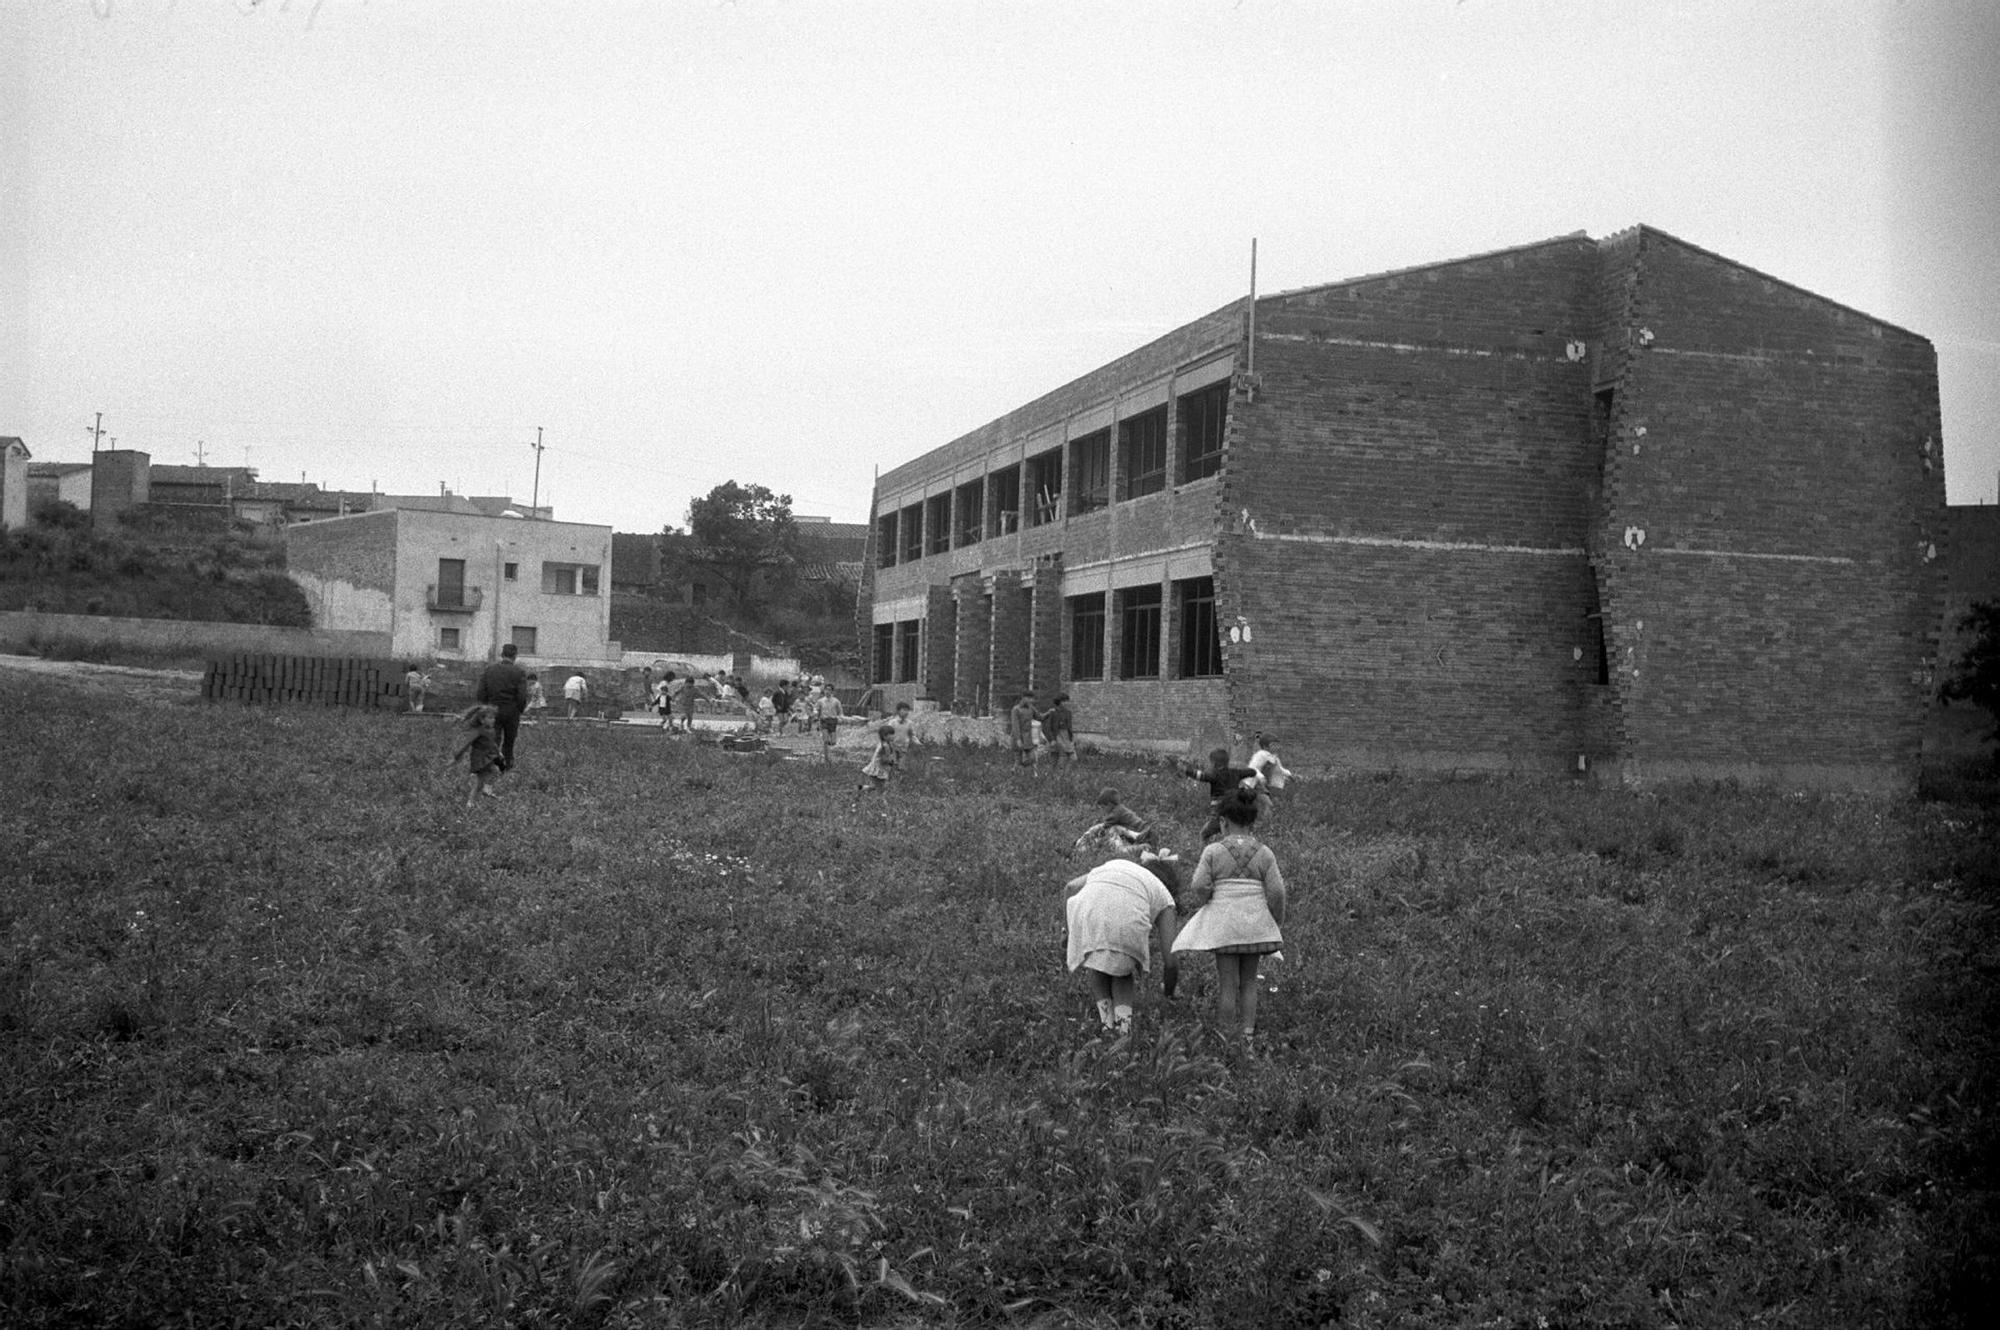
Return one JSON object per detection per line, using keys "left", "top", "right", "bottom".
{"left": 0, "top": 653, "right": 202, "bottom": 700}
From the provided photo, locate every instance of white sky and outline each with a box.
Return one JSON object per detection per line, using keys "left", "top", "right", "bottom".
{"left": 6, "top": 0, "right": 1997, "bottom": 532}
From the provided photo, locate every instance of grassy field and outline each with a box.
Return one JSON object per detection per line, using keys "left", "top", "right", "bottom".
{"left": 2, "top": 671, "right": 1995, "bottom": 1328}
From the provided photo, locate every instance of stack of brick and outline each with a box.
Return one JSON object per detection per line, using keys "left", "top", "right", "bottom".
{"left": 202, "top": 654, "right": 403, "bottom": 708}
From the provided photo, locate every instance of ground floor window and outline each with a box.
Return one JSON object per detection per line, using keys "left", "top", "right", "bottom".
{"left": 439, "top": 626, "right": 461, "bottom": 650}
{"left": 1175, "top": 577, "right": 1221, "bottom": 677}
{"left": 1116, "top": 584, "right": 1162, "bottom": 679}
{"left": 1069, "top": 592, "right": 1105, "bottom": 680}
{"left": 873, "top": 622, "right": 895, "bottom": 684}
{"left": 511, "top": 625, "right": 538, "bottom": 655}
{"left": 896, "top": 619, "right": 921, "bottom": 684}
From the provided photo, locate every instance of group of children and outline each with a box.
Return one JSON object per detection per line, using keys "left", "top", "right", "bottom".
{"left": 444, "top": 677, "right": 1296, "bottom": 1043}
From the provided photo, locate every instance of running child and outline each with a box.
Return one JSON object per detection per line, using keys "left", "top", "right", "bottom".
{"left": 856, "top": 723, "right": 899, "bottom": 798}
{"left": 1179, "top": 746, "right": 1260, "bottom": 841}
{"left": 448, "top": 704, "right": 504, "bottom": 806}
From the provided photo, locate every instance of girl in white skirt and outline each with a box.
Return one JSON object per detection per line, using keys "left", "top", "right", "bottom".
{"left": 1172, "top": 788, "right": 1287, "bottom": 1041}
{"left": 1064, "top": 850, "right": 1182, "bottom": 1036}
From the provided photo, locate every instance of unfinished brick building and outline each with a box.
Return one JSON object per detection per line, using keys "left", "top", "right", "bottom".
{"left": 862, "top": 227, "right": 1946, "bottom": 790}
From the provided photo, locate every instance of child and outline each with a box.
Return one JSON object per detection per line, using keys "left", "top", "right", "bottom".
{"left": 1041, "top": 692, "right": 1076, "bottom": 769}
{"left": 1008, "top": 693, "right": 1039, "bottom": 769}
{"left": 1073, "top": 786, "right": 1154, "bottom": 855}
{"left": 524, "top": 675, "right": 548, "bottom": 724}
{"left": 404, "top": 665, "right": 430, "bottom": 713}
{"left": 1171, "top": 789, "right": 1286, "bottom": 1042}
{"left": 856, "top": 723, "right": 899, "bottom": 797}
{"left": 1247, "top": 730, "right": 1295, "bottom": 824}
{"left": 888, "top": 701, "right": 916, "bottom": 772}
{"left": 1065, "top": 849, "right": 1181, "bottom": 1036}
{"left": 1180, "top": 746, "right": 1261, "bottom": 842}
{"left": 654, "top": 671, "right": 675, "bottom": 730}
{"left": 757, "top": 692, "right": 778, "bottom": 733}
{"left": 815, "top": 683, "right": 844, "bottom": 763}
{"left": 449, "top": 704, "right": 504, "bottom": 806}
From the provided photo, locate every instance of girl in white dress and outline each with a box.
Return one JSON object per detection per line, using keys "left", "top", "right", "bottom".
{"left": 1172, "top": 788, "right": 1287, "bottom": 1042}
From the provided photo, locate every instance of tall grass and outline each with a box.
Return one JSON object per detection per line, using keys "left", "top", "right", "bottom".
{"left": 1, "top": 673, "right": 1993, "bottom": 1327}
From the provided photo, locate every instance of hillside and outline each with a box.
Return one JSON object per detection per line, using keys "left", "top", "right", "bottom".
{"left": 0, "top": 502, "right": 310, "bottom": 627}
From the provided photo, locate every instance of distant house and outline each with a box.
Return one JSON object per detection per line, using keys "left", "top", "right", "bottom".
{"left": 793, "top": 518, "right": 870, "bottom": 584}
{"left": 285, "top": 507, "right": 616, "bottom": 664}
{"left": 24, "top": 459, "right": 91, "bottom": 511}
{"left": 372, "top": 492, "right": 553, "bottom": 521}
{"left": 1, "top": 438, "right": 31, "bottom": 531}
{"left": 148, "top": 464, "right": 257, "bottom": 507}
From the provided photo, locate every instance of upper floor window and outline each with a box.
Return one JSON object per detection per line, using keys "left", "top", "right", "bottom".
{"left": 925, "top": 493, "right": 951, "bottom": 557}
{"left": 955, "top": 478, "right": 984, "bottom": 547}
{"left": 987, "top": 465, "right": 1021, "bottom": 537}
{"left": 542, "top": 562, "right": 600, "bottom": 595}
{"left": 1118, "top": 407, "right": 1168, "bottom": 499}
{"left": 1026, "top": 447, "right": 1064, "bottom": 528}
{"left": 1178, "top": 381, "right": 1229, "bottom": 483}
{"left": 899, "top": 502, "right": 923, "bottom": 564}
{"left": 877, "top": 511, "right": 898, "bottom": 568}
{"left": 1069, "top": 429, "right": 1109, "bottom": 516}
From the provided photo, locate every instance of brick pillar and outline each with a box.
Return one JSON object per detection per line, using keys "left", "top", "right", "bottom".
{"left": 1105, "top": 588, "right": 1125, "bottom": 683}
{"left": 1161, "top": 574, "right": 1181, "bottom": 681}
{"left": 923, "top": 584, "right": 956, "bottom": 703}
{"left": 952, "top": 577, "right": 991, "bottom": 714}
{"left": 990, "top": 570, "right": 1030, "bottom": 709}
{"left": 1027, "top": 557, "right": 1064, "bottom": 696}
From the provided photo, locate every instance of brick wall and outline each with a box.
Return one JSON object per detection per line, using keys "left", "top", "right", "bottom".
{"left": 990, "top": 571, "right": 1029, "bottom": 706}
{"left": 1222, "top": 236, "right": 1605, "bottom": 771}
{"left": 951, "top": 577, "right": 991, "bottom": 714}
{"left": 923, "top": 584, "right": 956, "bottom": 703}
{"left": 1027, "top": 559, "right": 1064, "bottom": 696}
{"left": 1594, "top": 230, "right": 1943, "bottom": 789}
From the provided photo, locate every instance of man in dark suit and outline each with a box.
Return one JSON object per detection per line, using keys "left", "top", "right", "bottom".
{"left": 477, "top": 642, "right": 531, "bottom": 772}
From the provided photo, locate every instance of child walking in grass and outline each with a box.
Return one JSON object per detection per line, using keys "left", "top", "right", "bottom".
{"left": 1172, "top": 788, "right": 1286, "bottom": 1043}
{"left": 856, "top": 723, "right": 899, "bottom": 799}
{"left": 1247, "top": 730, "right": 1294, "bottom": 824}
{"left": 1065, "top": 849, "right": 1181, "bottom": 1036}
{"left": 449, "top": 704, "right": 504, "bottom": 806}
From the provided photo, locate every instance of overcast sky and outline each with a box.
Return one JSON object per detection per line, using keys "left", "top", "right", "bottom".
{"left": 6, "top": 0, "right": 1997, "bottom": 533}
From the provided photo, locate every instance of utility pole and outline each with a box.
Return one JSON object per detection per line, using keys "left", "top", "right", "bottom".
{"left": 529, "top": 426, "right": 545, "bottom": 519}
{"left": 194, "top": 439, "right": 207, "bottom": 467}
{"left": 86, "top": 412, "right": 105, "bottom": 453}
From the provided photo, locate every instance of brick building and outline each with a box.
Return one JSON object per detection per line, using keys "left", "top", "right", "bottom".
{"left": 863, "top": 227, "right": 1945, "bottom": 790}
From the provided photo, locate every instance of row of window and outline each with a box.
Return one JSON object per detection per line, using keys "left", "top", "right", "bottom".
{"left": 871, "top": 576, "right": 1223, "bottom": 686}
{"left": 437, "top": 625, "right": 541, "bottom": 653}
{"left": 436, "top": 557, "right": 601, "bottom": 600}
{"left": 877, "top": 381, "right": 1229, "bottom": 568}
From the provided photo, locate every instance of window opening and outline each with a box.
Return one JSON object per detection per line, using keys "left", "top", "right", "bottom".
{"left": 1069, "top": 429, "right": 1109, "bottom": 515}
{"left": 955, "top": 478, "right": 984, "bottom": 547}
{"left": 1176, "top": 577, "right": 1222, "bottom": 677}
{"left": 897, "top": 619, "right": 921, "bottom": 683}
{"left": 1178, "top": 381, "right": 1229, "bottom": 482}
{"left": 1026, "top": 448, "right": 1064, "bottom": 527}
{"left": 877, "top": 512, "right": 898, "bottom": 568}
{"left": 1069, "top": 592, "right": 1105, "bottom": 681}
{"left": 511, "top": 626, "right": 538, "bottom": 655}
{"left": 987, "top": 466, "right": 1020, "bottom": 537}
{"left": 899, "top": 503, "right": 923, "bottom": 564}
{"left": 1117, "top": 585, "right": 1163, "bottom": 679}
{"left": 872, "top": 622, "right": 895, "bottom": 683}
{"left": 1118, "top": 406, "right": 1168, "bottom": 499}
{"left": 925, "top": 493, "right": 951, "bottom": 556}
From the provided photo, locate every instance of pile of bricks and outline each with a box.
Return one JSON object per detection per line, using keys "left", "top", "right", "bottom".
{"left": 202, "top": 653, "right": 405, "bottom": 709}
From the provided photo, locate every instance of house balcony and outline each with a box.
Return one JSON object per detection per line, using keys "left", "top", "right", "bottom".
{"left": 427, "top": 584, "right": 483, "bottom": 613}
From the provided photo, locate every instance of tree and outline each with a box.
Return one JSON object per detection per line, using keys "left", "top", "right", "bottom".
{"left": 661, "top": 481, "right": 799, "bottom": 617}
{"left": 1941, "top": 600, "right": 2000, "bottom": 743}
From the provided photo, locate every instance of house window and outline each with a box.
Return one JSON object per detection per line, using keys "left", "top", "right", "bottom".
{"left": 873, "top": 622, "right": 895, "bottom": 683}
{"left": 541, "top": 562, "right": 601, "bottom": 595}
{"left": 987, "top": 465, "right": 1020, "bottom": 537}
{"left": 1026, "top": 447, "right": 1064, "bottom": 527}
{"left": 1068, "top": 592, "right": 1105, "bottom": 681}
{"left": 1069, "top": 429, "right": 1109, "bottom": 515}
{"left": 511, "top": 626, "right": 538, "bottom": 655}
{"left": 926, "top": 493, "right": 951, "bottom": 556}
{"left": 1118, "top": 406, "right": 1168, "bottom": 499}
{"left": 955, "top": 478, "right": 984, "bottom": 547}
{"left": 436, "top": 557, "right": 468, "bottom": 608}
{"left": 900, "top": 503, "right": 923, "bottom": 564}
{"left": 503, "top": 562, "right": 519, "bottom": 581}
{"left": 1178, "top": 381, "right": 1229, "bottom": 483}
{"left": 1116, "top": 584, "right": 1162, "bottom": 679}
{"left": 439, "top": 626, "right": 461, "bottom": 650}
{"left": 897, "top": 619, "right": 921, "bottom": 684}
{"left": 877, "top": 512, "right": 898, "bottom": 568}
{"left": 1175, "top": 577, "right": 1222, "bottom": 677}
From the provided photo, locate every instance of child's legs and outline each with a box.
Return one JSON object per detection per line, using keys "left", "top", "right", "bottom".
{"left": 1236, "top": 956, "right": 1264, "bottom": 1033}
{"left": 1213, "top": 953, "right": 1244, "bottom": 1025}
{"left": 1109, "top": 974, "right": 1137, "bottom": 1010}
{"left": 1085, "top": 970, "right": 1114, "bottom": 1004}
